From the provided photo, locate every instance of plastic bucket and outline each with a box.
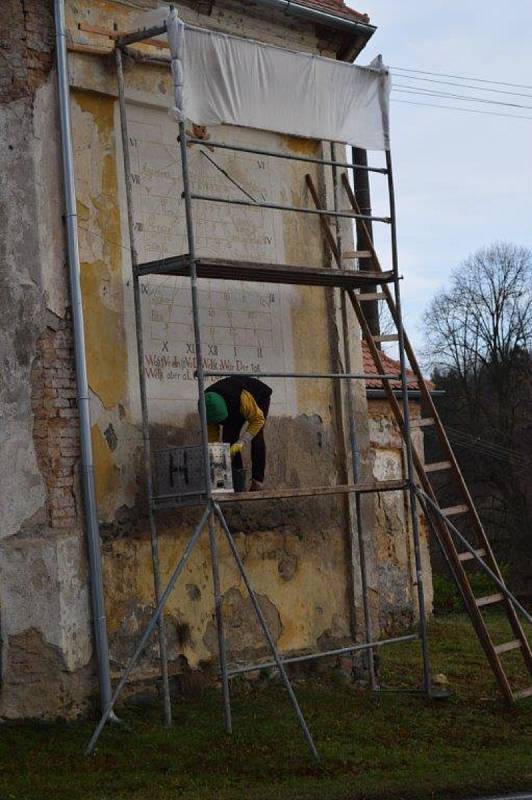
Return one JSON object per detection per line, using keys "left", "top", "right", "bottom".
{"left": 232, "top": 468, "right": 247, "bottom": 493}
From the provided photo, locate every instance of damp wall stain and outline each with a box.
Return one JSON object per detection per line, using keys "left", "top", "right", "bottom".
{"left": 73, "top": 89, "right": 128, "bottom": 411}
{"left": 103, "top": 521, "right": 351, "bottom": 671}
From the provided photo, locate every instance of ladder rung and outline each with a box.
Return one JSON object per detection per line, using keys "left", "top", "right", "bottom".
{"left": 412, "top": 417, "right": 435, "bottom": 428}
{"left": 366, "top": 334, "right": 399, "bottom": 343}
{"left": 442, "top": 504, "right": 469, "bottom": 517}
{"left": 357, "top": 292, "right": 386, "bottom": 301}
{"left": 343, "top": 250, "right": 372, "bottom": 259}
{"left": 494, "top": 640, "right": 522, "bottom": 655}
{"left": 476, "top": 593, "right": 504, "bottom": 607}
{"left": 513, "top": 687, "right": 532, "bottom": 700}
{"left": 425, "top": 461, "right": 452, "bottom": 474}
{"left": 458, "top": 548, "right": 486, "bottom": 562}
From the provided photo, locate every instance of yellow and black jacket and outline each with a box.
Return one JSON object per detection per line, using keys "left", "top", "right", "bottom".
{"left": 206, "top": 376, "right": 272, "bottom": 442}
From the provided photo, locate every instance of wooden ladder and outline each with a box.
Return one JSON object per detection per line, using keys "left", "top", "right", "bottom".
{"left": 307, "top": 171, "right": 532, "bottom": 703}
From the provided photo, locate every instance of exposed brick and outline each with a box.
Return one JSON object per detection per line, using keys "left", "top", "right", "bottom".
{"left": 0, "top": 0, "right": 54, "bottom": 105}
{"left": 51, "top": 496, "right": 75, "bottom": 510}
{"left": 31, "top": 312, "right": 81, "bottom": 530}
{"left": 58, "top": 427, "right": 78, "bottom": 439}
{"left": 58, "top": 389, "right": 78, "bottom": 401}
{"left": 33, "top": 421, "right": 48, "bottom": 438}
{"left": 58, "top": 408, "right": 79, "bottom": 419}
{"left": 58, "top": 448, "right": 78, "bottom": 458}
{"left": 51, "top": 513, "right": 76, "bottom": 530}
{"left": 50, "top": 379, "right": 72, "bottom": 390}
{"left": 57, "top": 460, "right": 76, "bottom": 471}
{"left": 45, "top": 397, "right": 70, "bottom": 409}
{"left": 54, "top": 477, "right": 74, "bottom": 487}
{"left": 51, "top": 509, "right": 74, "bottom": 520}
{"left": 54, "top": 348, "right": 72, "bottom": 359}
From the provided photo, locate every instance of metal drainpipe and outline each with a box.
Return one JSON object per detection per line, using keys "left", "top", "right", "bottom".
{"left": 54, "top": 0, "right": 113, "bottom": 713}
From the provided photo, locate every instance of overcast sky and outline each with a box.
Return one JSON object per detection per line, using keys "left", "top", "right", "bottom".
{"left": 346, "top": 0, "right": 532, "bottom": 349}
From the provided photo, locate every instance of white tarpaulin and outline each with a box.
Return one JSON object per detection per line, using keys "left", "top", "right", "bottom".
{"left": 165, "top": 12, "right": 390, "bottom": 151}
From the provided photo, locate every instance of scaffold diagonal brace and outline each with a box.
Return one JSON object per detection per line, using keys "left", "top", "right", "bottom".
{"left": 85, "top": 505, "right": 211, "bottom": 755}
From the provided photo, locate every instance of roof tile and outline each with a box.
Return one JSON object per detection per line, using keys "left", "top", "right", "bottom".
{"left": 294, "top": 0, "right": 370, "bottom": 24}
{"left": 362, "top": 342, "right": 435, "bottom": 391}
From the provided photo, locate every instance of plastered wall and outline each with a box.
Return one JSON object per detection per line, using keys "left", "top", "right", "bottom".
{"left": 368, "top": 398, "right": 433, "bottom": 633}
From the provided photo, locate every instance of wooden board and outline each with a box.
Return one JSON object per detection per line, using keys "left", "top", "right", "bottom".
{"left": 215, "top": 479, "right": 406, "bottom": 503}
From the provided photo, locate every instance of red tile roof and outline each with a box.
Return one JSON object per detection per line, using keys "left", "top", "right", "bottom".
{"left": 362, "top": 342, "right": 434, "bottom": 391}
{"left": 295, "top": 0, "right": 370, "bottom": 24}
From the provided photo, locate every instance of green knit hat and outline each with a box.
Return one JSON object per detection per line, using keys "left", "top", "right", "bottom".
{"left": 205, "top": 391, "right": 228, "bottom": 423}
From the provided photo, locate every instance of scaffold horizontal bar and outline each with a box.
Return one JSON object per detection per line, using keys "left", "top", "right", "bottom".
{"left": 189, "top": 193, "right": 392, "bottom": 223}
{"left": 117, "top": 23, "right": 167, "bottom": 47}
{"left": 203, "top": 370, "right": 401, "bottom": 381}
{"left": 226, "top": 634, "right": 417, "bottom": 677}
{"left": 184, "top": 137, "right": 388, "bottom": 174}
{"left": 215, "top": 479, "right": 407, "bottom": 503}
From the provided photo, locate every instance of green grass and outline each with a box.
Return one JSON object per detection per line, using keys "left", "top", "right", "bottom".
{"left": 0, "top": 615, "right": 530, "bottom": 800}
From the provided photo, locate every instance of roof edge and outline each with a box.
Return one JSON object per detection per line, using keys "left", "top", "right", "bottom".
{"left": 250, "top": 0, "right": 376, "bottom": 59}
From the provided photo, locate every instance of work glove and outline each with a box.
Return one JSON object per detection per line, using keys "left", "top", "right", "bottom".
{"left": 230, "top": 440, "right": 245, "bottom": 457}
{"left": 230, "top": 432, "right": 252, "bottom": 458}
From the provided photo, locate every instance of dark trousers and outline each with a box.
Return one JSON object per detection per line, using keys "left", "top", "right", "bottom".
{"left": 222, "top": 395, "right": 270, "bottom": 482}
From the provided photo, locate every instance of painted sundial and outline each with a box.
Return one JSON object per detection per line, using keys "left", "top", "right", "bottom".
{"left": 120, "top": 104, "right": 297, "bottom": 420}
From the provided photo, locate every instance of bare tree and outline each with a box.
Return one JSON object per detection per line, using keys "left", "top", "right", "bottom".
{"left": 422, "top": 243, "right": 532, "bottom": 589}
{"left": 424, "top": 242, "right": 531, "bottom": 368}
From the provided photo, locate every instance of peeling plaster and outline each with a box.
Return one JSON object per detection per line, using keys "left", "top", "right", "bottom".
{"left": 0, "top": 627, "right": 93, "bottom": 720}
{"left": 0, "top": 91, "right": 51, "bottom": 541}
{"left": 0, "top": 530, "right": 92, "bottom": 676}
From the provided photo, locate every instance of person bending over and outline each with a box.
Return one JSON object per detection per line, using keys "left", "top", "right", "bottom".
{"left": 204, "top": 376, "right": 272, "bottom": 492}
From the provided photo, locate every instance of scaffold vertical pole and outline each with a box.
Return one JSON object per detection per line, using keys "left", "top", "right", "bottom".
{"left": 170, "top": 7, "right": 232, "bottom": 732}
{"left": 331, "top": 143, "right": 376, "bottom": 689}
{"left": 115, "top": 46, "right": 172, "bottom": 726}
{"left": 207, "top": 510, "right": 232, "bottom": 733}
{"left": 385, "top": 149, "right": 432, "bottom": 695}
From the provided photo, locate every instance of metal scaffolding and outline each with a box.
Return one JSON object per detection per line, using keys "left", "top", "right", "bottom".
{"left": 82, "top": 9, "right": 531, "bottom": 761}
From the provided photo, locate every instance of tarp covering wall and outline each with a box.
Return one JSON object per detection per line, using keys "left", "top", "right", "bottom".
{"left": 182, "top": 28, "right": 390, "bottom": 151}
{"left": 163, "top": 10, "right": 391, "bottom": 151}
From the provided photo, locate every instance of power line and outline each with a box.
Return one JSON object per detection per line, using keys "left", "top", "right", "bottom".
{"left": 447, "top": 433, "right": 528, "bottom": 465}
{"left": 446, "top": 427, "right": 529, "bottom": 460}
{"left": 448, "top": 433, "right": 524, "bottom": 461}
{"left": 448, "top": 436, "right": 528, "bottom": 468}
{"left": 445, "top": 427, "right": 530, "bottom": 467}
{"left": 391, "top": 98, "right": 532, "bottom": 121}
{"left": 393, "top": 84, "right": 532, "bottom": 111}
{"left": 390, "top": 72, "right": 532, "bottom": 100}
{"left": 391, "top": 65, "right": 532, "bottom": 91}
{"left": 448, "top": 437, "right": 525, "bottom": 467}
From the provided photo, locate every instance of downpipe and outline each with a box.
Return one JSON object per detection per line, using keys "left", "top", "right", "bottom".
{"left": 54, "top": 0, "right": 115, "bottom": 717}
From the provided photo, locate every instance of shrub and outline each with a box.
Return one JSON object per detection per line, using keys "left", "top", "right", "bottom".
{"left": 432, "top": 564, "right": 511, "bottom": 615}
